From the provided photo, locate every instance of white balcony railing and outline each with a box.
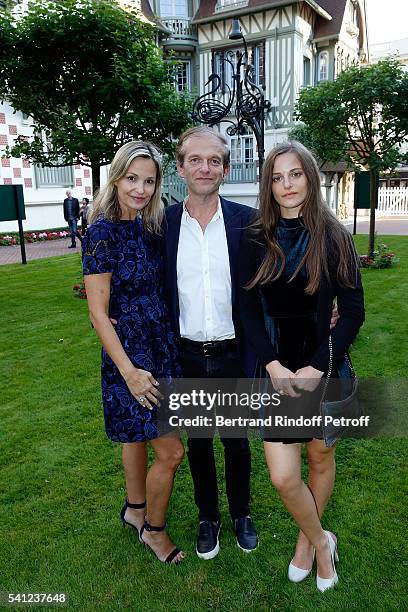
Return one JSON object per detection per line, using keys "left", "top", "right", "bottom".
{"left": 162, "top": 170, "right": 187, "bottom": 205}
{"left": 34, "top": 165, "right": 74, "bottom": 188}
{"left": 161, "top": 18, "right": 197, "bottom": 41}
{"left": 225, "top": 162, "right": 257, "bottom": 184}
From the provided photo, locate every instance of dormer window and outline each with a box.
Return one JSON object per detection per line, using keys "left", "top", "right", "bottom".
{"left": 348, "top": 0, "right": 357, "bottom": 25}
{"left": 215, "top": 0, "right": 249, "bottom": 13}
{"left": 346, "top": 0, "right": 359, "bottom": 37}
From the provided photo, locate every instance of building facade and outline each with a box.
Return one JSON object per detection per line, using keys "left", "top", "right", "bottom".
{"left": 0, "top": 0, "right": 369, "bottom": 231}
{"left": 0, "top": 101, "right": 94, "bottom": 232}
{"left": 158, "top": 0, "right": 369, "bottom": 213}
{"left": 0, "top": 0, "right": 95, "bottom": 232}
{"left": 370, "top": 37, "right": 408, "bottom": 188}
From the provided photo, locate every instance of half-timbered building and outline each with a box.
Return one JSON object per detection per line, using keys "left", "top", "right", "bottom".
{"left": 0, "top": 0, "right": 369, "bottom": 231}
{"left": 157, "top": 0, "right": 368, "bottom": 212}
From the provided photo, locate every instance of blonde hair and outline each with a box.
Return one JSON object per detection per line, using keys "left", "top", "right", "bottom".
{"left": 89, "top": 141, "right": 164, "bottom": 233}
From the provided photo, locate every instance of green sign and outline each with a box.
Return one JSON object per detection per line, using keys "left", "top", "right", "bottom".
{"left": 0, "top": 185, "right": 26, "bottom": 221}
{"left": 354, "top": 171, "right": 379, "bottom": 210}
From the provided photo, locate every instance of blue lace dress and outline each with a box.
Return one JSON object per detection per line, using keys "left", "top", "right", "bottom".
{"left": 82, "top": 217, "right": 181, "bottom": 442}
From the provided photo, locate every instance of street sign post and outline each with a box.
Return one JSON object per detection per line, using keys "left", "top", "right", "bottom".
{"left": 353, "top": 171, "right": 379, "bottom": 235}
{"left": 0, "top": 185, "right": 27, "bottom": 264}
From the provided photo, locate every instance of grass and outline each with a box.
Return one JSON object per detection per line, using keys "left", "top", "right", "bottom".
{"left": 0, "top": 236, "right": 407, "bottom": 611}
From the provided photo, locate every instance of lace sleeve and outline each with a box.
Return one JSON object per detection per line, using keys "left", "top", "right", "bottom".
{"left": 82, "top": 223, "right": 114, "bottom": 275}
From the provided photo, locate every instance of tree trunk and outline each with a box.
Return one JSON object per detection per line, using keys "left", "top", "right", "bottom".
{"left": 91, "top": 161, "right": 101, "bottom": 195}
{"left": 368, "top": 167, "right": 378, "bottom": 258}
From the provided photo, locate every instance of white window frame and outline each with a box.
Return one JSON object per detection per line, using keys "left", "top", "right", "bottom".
{"left": 159, "top": 0, "right": 188, "bottom": 18}
{"left": 213, "top": 43, "right": 264, "bottom": 92}
{"left": 303, "top": 56, "right": 311, "bottom": 86}
{"left": 215, "top": 0, "right": 249, "bottom": 13}
{"left": 34, "top": 164, "right": 74, "bottom": 188}
{"left": 175, "top": 60, "right": 190, "bottom": 92}
{"left": 348, "top": 0, "right": 357, "bottom": 25}
{"left": 318, "top": 50, "right": 329, "bottom": 82}
{"left": 252, "top": 45, "right": 261, "bottom": 87}
{"left": 230, "top": 128, "right": 254, "bottom": 165}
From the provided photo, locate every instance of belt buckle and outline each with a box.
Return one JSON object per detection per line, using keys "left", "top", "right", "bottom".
{"left": 203, "top": 342, "right": 214, "bottom": 358}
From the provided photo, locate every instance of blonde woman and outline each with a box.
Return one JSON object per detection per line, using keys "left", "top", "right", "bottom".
{"left": 83, "top": 141, "right": 184, "bottom": 564}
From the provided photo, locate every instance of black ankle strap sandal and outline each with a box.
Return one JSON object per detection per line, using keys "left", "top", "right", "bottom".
{"left": 141, "top": 520, "right": 167, "bottom": 532}
{"left": 140, "top": 519, "right": 183, "bottom": 564}
{"left": 120, "top": 497, "right": 146, "bottom": 541}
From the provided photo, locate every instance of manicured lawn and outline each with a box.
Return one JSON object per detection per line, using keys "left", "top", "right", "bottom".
{"left": 1, "top": 236, "right": 407, "bottom": 611}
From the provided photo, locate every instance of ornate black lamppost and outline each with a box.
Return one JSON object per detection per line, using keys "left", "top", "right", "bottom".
{"left": 192, "top": 17, "right": 271, "bottom": 177}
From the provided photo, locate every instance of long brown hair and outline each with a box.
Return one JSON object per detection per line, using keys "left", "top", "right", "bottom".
{"left": 247, "top": 141, "right": 359, "bottom": 293}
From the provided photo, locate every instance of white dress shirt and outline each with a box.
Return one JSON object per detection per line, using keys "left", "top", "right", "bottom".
{"left": 177, "top": 199, "right": 235, "bottom": 341}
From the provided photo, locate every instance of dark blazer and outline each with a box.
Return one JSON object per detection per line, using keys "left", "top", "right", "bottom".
{"left": 239, "top": 229, "right": 365, "bottom": 373}
{"left": 63, "top": 197, "right": 80, "bottom": 222}
{"left": 163, "top": 197, "right": 257, "bottom": 374}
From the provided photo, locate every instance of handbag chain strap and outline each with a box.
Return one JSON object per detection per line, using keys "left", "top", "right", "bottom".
{"left": 321, "top": 335, "right": 356, "bottom": 402}
{"left": 321, "top": 335, "right": 333, "bottom": 401}
{"left": 344, "top": 353, "right": 356, "bottom": 377}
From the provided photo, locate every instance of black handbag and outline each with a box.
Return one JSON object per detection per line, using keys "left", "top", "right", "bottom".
{"left": 320, "top": 336, "right": 361, "bottom": 448}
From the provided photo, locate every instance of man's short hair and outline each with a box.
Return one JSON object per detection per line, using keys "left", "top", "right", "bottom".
{"left": 176, "top": 126, "right": 230, "bottom": 167}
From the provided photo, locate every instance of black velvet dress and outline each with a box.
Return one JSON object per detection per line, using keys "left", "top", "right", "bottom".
{"left": 239, "top": 217, "right": 322, "bottom": 442}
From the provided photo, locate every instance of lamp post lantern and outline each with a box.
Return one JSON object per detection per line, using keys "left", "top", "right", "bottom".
{"left": 192, "top": 17, "right": 271, "bottom": 177}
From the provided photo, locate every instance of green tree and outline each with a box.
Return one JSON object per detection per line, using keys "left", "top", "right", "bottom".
{"left": 294, "top": 59, "right": 408, "bottom": 256}
{"left": 0, "top": 0, "right": 191, "bottom": 191}
{"left": 0, "top": 0, "right": 20, "bottom": 10}
{"left": 288, "top": 123, "right": 323, "bottom": 165}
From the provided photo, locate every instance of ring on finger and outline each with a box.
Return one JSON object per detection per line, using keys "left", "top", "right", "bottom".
{"left": 138, "top": 395, "right": 146, "bottom": 404}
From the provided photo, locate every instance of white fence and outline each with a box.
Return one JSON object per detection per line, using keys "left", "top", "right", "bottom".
{"left": 377, "top": 187, "right": 408, "bottom": 216}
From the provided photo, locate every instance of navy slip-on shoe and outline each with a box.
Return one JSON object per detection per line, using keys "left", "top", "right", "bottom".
{"left": 196, "top": 520, "right": 221, "bottom": 560}
{"left": 234, "top": 516, "right": 258, "bottom": 552}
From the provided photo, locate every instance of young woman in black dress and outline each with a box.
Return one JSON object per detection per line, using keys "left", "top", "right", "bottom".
{"left": 240, "top": 141, "right": 364, "bottom": 591}
{"left": 83, "top": 141, "right": 184, "bottom": 564}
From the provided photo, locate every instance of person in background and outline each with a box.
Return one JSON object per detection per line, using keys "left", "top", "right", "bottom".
{"left": 79, "top": 197, "right": 90, "bottom": 235}
{"left": 239, "top": 141, "right": 364, "bottom": 592}
{"left": 63, "top": 190, "right": 82, "bottom": 248}
{"left": 82, "top": 141, "right": 185, "bottom": 565}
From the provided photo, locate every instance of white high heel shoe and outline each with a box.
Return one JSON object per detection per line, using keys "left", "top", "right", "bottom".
{"left": 288, "top": 548, "right": 315, "bottom": 582}
{"left": 316, "top": 531, "right": 339, "bottom": 593}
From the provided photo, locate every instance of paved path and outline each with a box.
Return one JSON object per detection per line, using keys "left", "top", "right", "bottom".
{"left": 345, "top": 217, "right": 408, "bottom": 236}
{"left": 0, "top": 238, "right": 80, "bottom": 265}
{"left": 1, "top": 217, "right": 408, "bottom": 266}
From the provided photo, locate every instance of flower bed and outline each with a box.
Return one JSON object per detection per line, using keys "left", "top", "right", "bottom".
{"left": 73, "top": 282, "right": 87, "bottom": 299}
{"left": 0, "top": 230, "right": 70, "bottom": 246}
{"left": 360, "top": 243, "right": 399, "bottom": 269}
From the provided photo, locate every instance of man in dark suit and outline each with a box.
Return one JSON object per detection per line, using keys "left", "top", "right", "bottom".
{"left": 63, "top": 190, "right": 82, "bottom": 248}
{"left": 164, "top": 126, "right": 258, "bottom": 559}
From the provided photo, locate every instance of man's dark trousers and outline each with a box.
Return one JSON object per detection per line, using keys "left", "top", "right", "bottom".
{"left": 164, "top": 198, "right": 256, "bottom": 523}
{"left": 180, "top": 341, "right": 251, "bottom": 522}
{"left": 68, "top": 218, "right": 81, "bottom": 246}
{"left": 63, "top": 196, "right": 81, "bottom": 246}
